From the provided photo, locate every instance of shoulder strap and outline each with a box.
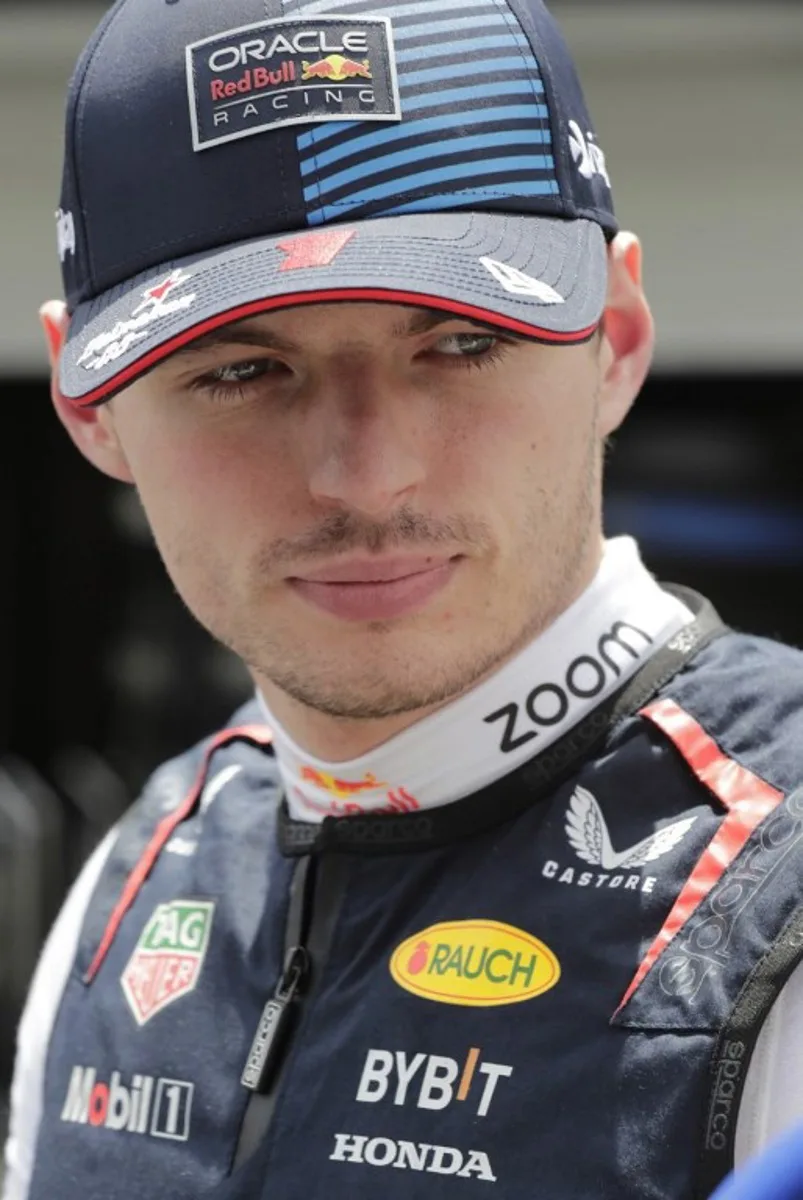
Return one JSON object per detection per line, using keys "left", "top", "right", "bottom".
{"left": 696, "top": 900, "right": 803, "bottom": 1198}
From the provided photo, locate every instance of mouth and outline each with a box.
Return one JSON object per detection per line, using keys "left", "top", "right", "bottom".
{"left": 287, "top": 556, "right": 463, "bottom": 621}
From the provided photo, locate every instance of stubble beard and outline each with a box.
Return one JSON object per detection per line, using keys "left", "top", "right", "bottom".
{"left": 228, "top": 439, "right": 602, "bottom": 723}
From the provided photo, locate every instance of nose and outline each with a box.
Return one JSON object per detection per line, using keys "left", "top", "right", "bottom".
{"left": 304, "top": 366, "right": 427, "bottom": 519}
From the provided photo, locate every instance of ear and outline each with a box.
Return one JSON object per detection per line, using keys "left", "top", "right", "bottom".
{"left": 596, "top": 232, "right": 655, "bottom": 438}
{"left": 41, "top": 300, "right": 135, "bottom": 484}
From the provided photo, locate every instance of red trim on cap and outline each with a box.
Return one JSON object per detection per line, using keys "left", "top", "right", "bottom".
{"left": 615, "top": 699, "right": 783, "bottom": 1014}
{"left": 83, "top": 723, "right": 273, "bottom": 985}
{"left": 66, "top": 288, "right": 601, "bottom": 408}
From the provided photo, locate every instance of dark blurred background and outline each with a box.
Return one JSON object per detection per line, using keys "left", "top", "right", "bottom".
{"left": 0, "top": 0, "right": 801, "bottom": 1105}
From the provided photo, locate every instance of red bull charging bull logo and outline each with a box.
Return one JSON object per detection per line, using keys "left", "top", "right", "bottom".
{"left": 302, "top": 54, "right": 373, "bottom": 82}
{"left": 300, "top": 768, "right": 387, "bottom": 798}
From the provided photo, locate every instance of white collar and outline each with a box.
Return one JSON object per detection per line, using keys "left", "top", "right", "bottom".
{"left": 258, "top": 538, "right": 692, "bottom": 822}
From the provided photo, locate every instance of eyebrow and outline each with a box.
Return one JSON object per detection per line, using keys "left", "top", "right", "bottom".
{"left": 167, "top": 307, "right": 520, "bottom": 363}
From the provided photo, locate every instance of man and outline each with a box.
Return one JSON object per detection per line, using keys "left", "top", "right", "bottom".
{"left": 4, "top": 0, "right": 803, "bottom": 1196}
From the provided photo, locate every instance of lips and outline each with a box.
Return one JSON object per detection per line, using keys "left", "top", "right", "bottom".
{"left": 288, "top": 556, "right": 460, "bottom": 621}
{"left": 295, "top": 557, "right": 452, "bottom": 584}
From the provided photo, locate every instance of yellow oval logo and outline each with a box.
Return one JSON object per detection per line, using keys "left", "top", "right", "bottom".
{"left": 390, "top": 920, "right": 561, "bottom": 1007}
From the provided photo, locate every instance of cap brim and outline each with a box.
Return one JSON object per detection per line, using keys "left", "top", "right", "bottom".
{"left": 61, "top": 212, "right": 607, "bottom": 406}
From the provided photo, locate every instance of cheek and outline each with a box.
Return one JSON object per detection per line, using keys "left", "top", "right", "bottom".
{"left": 119, "top": 420, "right": 296, "bottom": 594}
{"left": 450, "top": 386, "right": 578, "bottom": 502}
{"left": 131, "top": 418, "right": 277, "bottom": 518}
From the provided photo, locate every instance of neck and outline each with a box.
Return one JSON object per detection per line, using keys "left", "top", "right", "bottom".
{"left": 253, "top": 538, "right": 605, "bottom": 761}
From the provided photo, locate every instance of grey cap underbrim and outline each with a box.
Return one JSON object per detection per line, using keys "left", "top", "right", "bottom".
{"left": 61, "top": 211, "right": 608, "bottom": 405}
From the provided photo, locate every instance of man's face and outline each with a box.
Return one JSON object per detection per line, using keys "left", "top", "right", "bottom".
{"left": 51, "top": 228, "right": 655, "bottom": 732}
{"left": 91, "top": 301, "right": 619, "bottom": 721}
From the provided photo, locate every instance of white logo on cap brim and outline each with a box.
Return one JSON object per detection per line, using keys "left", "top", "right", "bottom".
{"left": 479, "top": 257, "right": 564, "bottom": 304}
{"left": 77, "top": 270, "right": 197, "bottom": 374}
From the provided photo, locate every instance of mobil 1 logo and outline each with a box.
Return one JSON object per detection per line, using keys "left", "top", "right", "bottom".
{"left": 61, "top": 1065, "right": 194, "bottom": 1143}
{"left": 186, "top": 16, "right": 401, "bottom": 152}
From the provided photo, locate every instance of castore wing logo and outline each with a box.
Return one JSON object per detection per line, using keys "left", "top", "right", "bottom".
{"left": 566, "top": 785, "right": 697, "bottom": 870}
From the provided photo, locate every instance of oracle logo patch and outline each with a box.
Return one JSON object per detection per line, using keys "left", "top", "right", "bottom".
{"left": 186, "top": 16, "right": 401, "bottom": 151}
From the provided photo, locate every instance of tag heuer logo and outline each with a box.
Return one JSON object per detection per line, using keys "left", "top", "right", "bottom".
{"left": 121, "top": 901, "right": 215, "bottom": 1026}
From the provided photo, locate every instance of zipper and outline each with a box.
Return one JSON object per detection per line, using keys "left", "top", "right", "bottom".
{"left": 241, "top": 852, "right": 314, "bottom": 1095}
{"left": 232, "top": 852, "right": 349, "bottom": 1171}
{"left": 241, "top": 944, "right": 310, "bottom": 1093}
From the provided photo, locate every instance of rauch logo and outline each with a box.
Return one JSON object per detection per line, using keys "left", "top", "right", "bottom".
{"left": 121, "top": 900, "right": 215, "bottom": 1025}
{"left": 390, "top": 920, "right": 560, "bottom": 1007}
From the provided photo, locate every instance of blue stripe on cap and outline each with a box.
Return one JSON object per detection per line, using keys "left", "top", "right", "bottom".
{"left": 304, "top": 137, "right": 554, "bottom": 201}
{"left": 295, "top": 0, "right": 551, "bottom": 221}
{"left": 299, "top": 106, "right": 550, "bottom": 175}
{"left": 396, "top": 34, "right": 532, "bottom": 64}
{"left": 306, "top": 179, "right": 561, "bottom": 224}
{"left": 400, "top": 57, "right": 536, "bottom": 90}
{"left": 305, "top": 155, "right": 557, "bottom": 218}
{"left": 384, "top": 180, "right": 561, "bottom": 213}
{"left": 392, "top": 13, "right": 526, "bottom": 42}
{"left": 297, "top": 0, "right": 499, "bottom": 16}
{"left": 298, "top": 121, "right": 377, "bottom": 153}
{"left": 297, "top": 86, "right": 546, "bottom": 154}
{"left": 402, "top": 83, "right": 544, "bottom": 115}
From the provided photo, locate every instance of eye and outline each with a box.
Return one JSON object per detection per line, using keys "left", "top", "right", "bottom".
{"left": 433, "top": 332, "right": 500, "bottom": 358}
{"left": 190, "top": 357, "right": 290, "bottom": 402}
{"left": 209, "top": 359, "right": 285, "bottom": 384}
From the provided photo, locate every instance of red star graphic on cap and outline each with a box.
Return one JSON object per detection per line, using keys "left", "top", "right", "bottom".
{"left": 143, "top": 271, "right": 185, "bottom": 303}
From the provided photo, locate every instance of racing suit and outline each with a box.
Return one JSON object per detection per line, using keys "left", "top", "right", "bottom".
{"left": 5, "top": 548, "right": 803, "bottom": 1199}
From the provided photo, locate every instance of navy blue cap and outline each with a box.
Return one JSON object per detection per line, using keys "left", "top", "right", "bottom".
{"left": 56, "top": 0, "right": 617, "bottom": 406}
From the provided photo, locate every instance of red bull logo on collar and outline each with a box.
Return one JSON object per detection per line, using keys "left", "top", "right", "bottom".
{"left": 300, "top": 768, "right": 387, "bottom": 798}
{"left": 297, "top": 767, "right": 421, "bottom": 817}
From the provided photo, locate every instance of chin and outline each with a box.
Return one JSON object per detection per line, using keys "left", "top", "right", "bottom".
{"left": 259, "top": 628, "right": 508, "bottom": 720}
